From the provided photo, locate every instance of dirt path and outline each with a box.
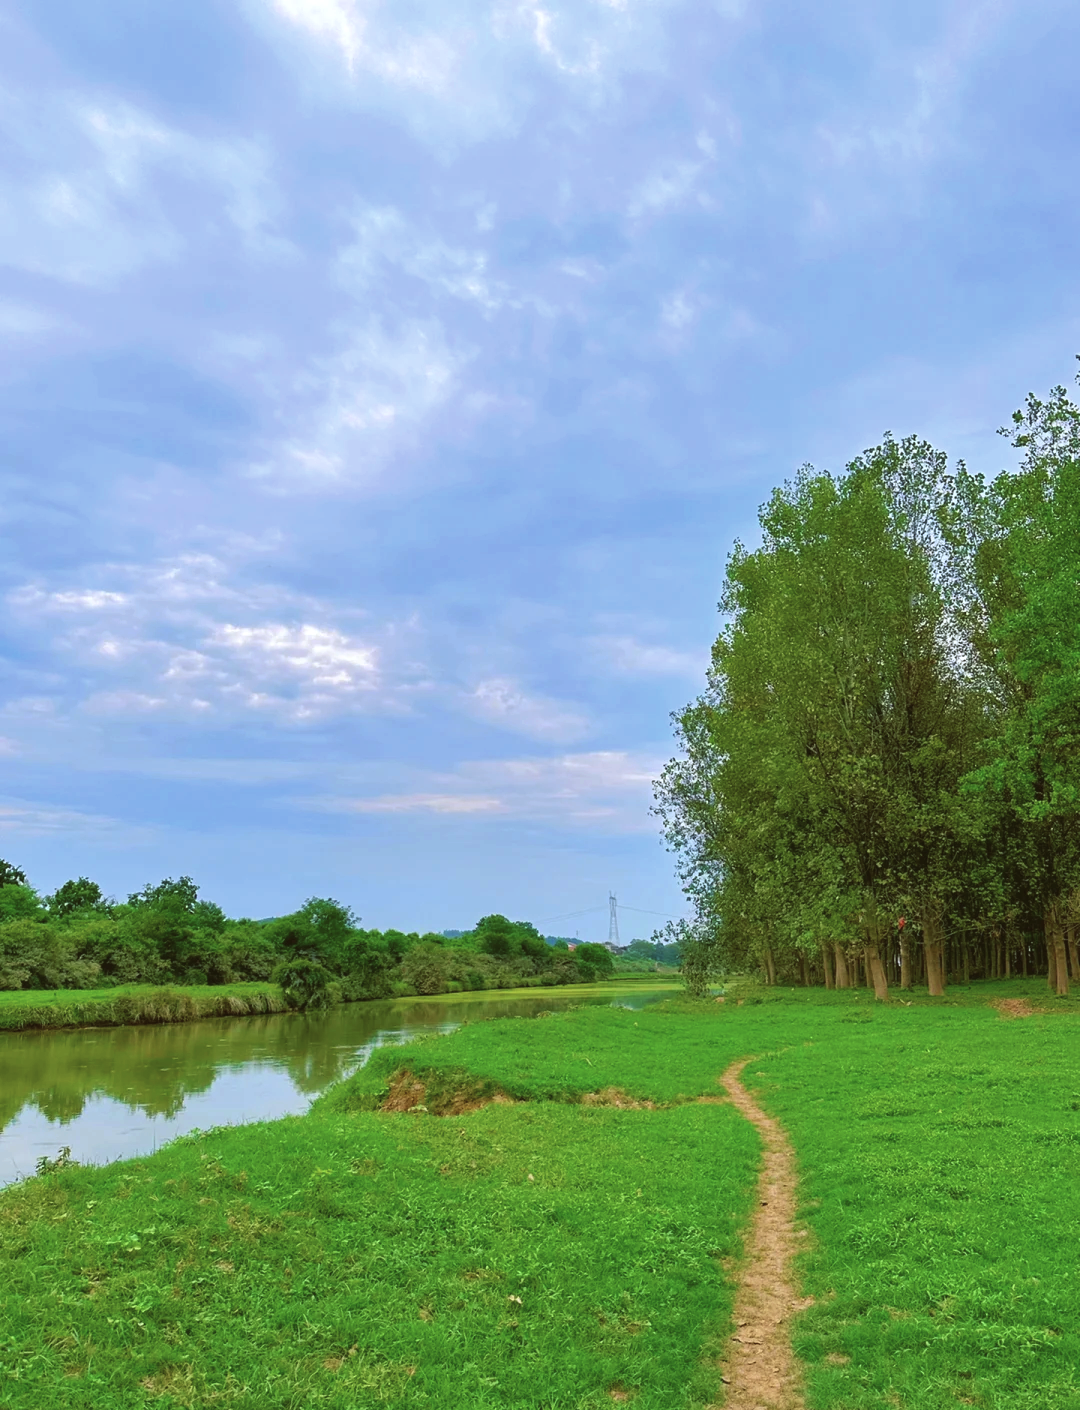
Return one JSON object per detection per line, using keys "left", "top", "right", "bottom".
{"left": 717, "top": 1059, "right": 808, "bottom": 1410}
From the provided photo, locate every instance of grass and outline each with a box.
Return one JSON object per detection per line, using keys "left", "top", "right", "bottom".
{"left": 0, "top": 1084, "right": 758, "bottom": 1407}
{"left": 0, "top": 983, "right": 287, "bottom": 1032}
{"left": 2, "top": 982, "right": 1079, "bottom": 1408}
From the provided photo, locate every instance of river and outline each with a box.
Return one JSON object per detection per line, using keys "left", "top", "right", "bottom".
{"left": 0, "top": 983, "right": 675, "bottom": 1185}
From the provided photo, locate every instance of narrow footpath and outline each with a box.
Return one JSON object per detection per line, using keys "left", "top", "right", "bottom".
{"left": 717, "top": 1059, "right": 809, "bottom": 1410}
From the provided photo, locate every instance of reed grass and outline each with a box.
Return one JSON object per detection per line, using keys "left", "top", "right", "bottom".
{"left": 0, "top": 983, "right": 286, "bottom": 1032}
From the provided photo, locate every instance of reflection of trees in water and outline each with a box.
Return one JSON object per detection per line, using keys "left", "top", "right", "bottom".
{"left": 0, "top": 1006, "right": 387, "bottom": 1130}
{"left": 0, "top": 988, "right": 655, "bottom": 1135}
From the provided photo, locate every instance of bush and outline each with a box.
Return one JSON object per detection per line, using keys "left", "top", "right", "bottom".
{"left": 272, "top": 958, "right": 336, "bottom": 1012}
{"left": 574, "top": 943, "right": 614, "bottom": 979}
{"left": 400, "top": 944, "right": 450, "bottom": 996}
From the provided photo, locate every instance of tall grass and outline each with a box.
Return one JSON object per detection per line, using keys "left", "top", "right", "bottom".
{"left": 0, "top": 983, "right": 287, "bottom": 1032}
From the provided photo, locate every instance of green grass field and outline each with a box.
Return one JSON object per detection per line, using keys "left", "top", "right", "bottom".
{"left": 2, "top": 984, "right": 1079, "bottom": 1408}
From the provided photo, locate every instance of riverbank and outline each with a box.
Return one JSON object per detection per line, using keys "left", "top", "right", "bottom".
{"left": 0, "top": 973, "right": 679, "bottom": 1034}
{"left": 4, "top": 992, "right": 1078, "bottom": 1408}
{"left": 0, "top": 981, "right": 287, "bottom": 1032}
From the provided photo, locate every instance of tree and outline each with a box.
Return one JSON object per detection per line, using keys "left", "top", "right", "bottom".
{"left": 272, "top": 957, "right": 335, "bottom": 1011}
{"left": 474, "top": 915, "right": 552, "bottom": 967}
{"left": 665, "top": 919, "right": 723, "bottom": 998}
{"left": 0, "top": 859, "right": 28, "bottom": 888}
{"left": 475, "top": 914, "right": 516, "bottom": 957}
{"left": 952, "top": 379, "right": 1080, "bottom": 995}
{"left": 128, "top": 876, "right": 200, "bottom": 911}
{"left": 400, "top": 943, "right": 450, "bottom": 995}
{"left": 574, "top": 942, "right": 614, "bottom": 980}
{"left": 656, "top": 435, "right": 986, "bottom": 997}
{"left": 49, "top": 878, "right": 105, "bottom": 917}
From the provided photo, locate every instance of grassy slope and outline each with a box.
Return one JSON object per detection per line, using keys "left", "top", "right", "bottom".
{"left": 0, "top": 983, "right": 286, "bottom": 1032}
{"left": 2, "top": 988, "right": 1079, "bottom": 1408}
{"left": 0, "top": 1091, "right": 758, "bottom": 1407}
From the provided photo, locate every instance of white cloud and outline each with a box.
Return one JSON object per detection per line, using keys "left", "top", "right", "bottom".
{"left": 591, "top": 634, "right": 706, "bottom": 677}
{"left": 253, "top": 0, "right": 680, "bottom": 144}
{"left": 7, "top": 553, "right": 403, "bottom": 724}
{"left": 313, "top": 747, "right": 661, "bottom": 830}
{"left": 254, "top": 318, "right": 469, "bottom": 490}
{"left": 343, "top": 792, "right": 506, "bottom": 814}
{"left": 0, "top": 798, "right": 137, "bottom": 838}
{"left": 0, "top": 92, "right": 286, "bottom": 285}
{"left": 466, "top": 677, "right": 590, "bottom": 742}
{"left": 802, "top": 0, "right": 1012, "bottom": 243}
{"left": 338, "top": 204, "right": 503, "bottom": 310}
{"left": 0, "top": 300, "right": 64, "bottom": 339}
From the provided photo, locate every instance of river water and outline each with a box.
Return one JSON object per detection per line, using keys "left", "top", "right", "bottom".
{"left": 0, "top": 984, "right": 674, "bottom": 1185}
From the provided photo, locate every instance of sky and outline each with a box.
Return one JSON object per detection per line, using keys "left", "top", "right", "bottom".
{"left": 1, "top": 0, "right": 1079, "bottom": 937}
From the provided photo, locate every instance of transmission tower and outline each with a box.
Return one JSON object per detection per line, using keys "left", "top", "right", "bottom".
{"left": 608, "top": 892, "right": 620, "bottom": 948}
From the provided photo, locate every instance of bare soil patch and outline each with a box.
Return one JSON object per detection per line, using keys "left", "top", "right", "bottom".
{"left": 991, "top": 998, "right": 1036, "bottom": 1020}
{"left": 380, "top": 1071, "right": 513, "bottom": 1115}
{"left": 717, "top": 1059, "right": 810, "bottom": 1410}
{"left": 582, "top": 1087, "right": 656, "bottom": 1109}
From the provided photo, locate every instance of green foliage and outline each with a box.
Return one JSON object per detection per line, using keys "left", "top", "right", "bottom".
{"left": 573, "top": 941, "right": 615, "bottom": 981}
{"left": 0, "top": 885, "right": 44, "bottom": 922}
{"left": 399, "top": 942, "right": 450, "bottom": 995}
{"left": 0, "top": 861, "right": 616, "bottom": 1012}
{"left": 0, "top": 982, "right": 286, "bottom": 1031}
{"left": 47, "top": 878, "right": 105, "bottom": 916}
{"left": 272, "top": 957, "right": 336, "bottom": 1012}
{"left": 33, "top": 1146, "right": 77, "bottom": 1177}
{"left": 0, "top": 858, "right": 28, "bottom": 888}
{"left": 657, "top": 370, "right": 1080, "bottom": 997}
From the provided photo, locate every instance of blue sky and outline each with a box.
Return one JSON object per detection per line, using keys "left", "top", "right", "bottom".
{"left": 1, "top": 0, "right": 1078, "bottom": 936}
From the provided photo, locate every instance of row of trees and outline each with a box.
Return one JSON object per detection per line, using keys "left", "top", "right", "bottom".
{"left": 655, "top": 372, "right": 1080, "bottom": 999}
{"left": 0, "top": 862, "right": 614, "bottom": 1002}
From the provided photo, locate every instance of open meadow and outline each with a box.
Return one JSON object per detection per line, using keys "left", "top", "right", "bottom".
{"left": 2, "top": 985, "right": 1079, "bottom": 1409}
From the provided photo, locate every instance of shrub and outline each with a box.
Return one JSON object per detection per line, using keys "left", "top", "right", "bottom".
{"left": 400, "top": 943, "right": 450, "bottom": 996}
{"left": 272, "top": 958, "right": 336, "bottom": 1012}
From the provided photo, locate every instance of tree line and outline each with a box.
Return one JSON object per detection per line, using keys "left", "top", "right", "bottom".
{"left": 0, "top": 862, "right": 616, "bottom": 1004}
{"left": 654, "top": 371, "right": 1080, "bottom": 999}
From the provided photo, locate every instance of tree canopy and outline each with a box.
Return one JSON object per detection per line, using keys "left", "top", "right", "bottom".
{"left": 655, "top": 372, "right": 1080, "bottom": 998}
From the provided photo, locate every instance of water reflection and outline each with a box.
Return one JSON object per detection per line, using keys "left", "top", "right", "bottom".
{"left": 0, "top": 987, "right": 671, "bottom": 1183}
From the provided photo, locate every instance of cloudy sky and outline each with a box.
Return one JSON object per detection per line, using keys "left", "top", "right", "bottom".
{"left": 1, "top": 0, "right": 1077, "bottom": 934}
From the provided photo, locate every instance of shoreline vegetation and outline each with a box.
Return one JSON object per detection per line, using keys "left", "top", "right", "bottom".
{"left": 0, "top": 973, "right": 681, "bottom": 1034}
{"left": 3, "top": 987, "right": 1078, "bottom": 1409}
{"left": 0, "top": 857, "right": 682, "bottom": 1031}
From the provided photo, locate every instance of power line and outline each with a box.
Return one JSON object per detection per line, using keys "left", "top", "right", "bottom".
{"left": 538, "top": 901, "right": 683, "bottom": 927}
{"left": 536, "top": 905, "right": 608, "bottom": 925}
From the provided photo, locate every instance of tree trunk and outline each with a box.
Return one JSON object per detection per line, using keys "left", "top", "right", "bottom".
{"left": 833, "top": 942, "right": 850, "bottom": 988}
{"left": 922, "top": 910, "right": 946, "bottom": 997}
{"left": 1046, "top": 905, "right": 1069, "bottom": 997}
{"left": 864, "top": 939, "right": 889, "bottom": 1001}
{"left": 798, "top": 951, "right": 809, "bottom": 986}
{"left": 763, "top": 945, "right": 776, "bottom": 986}
{"left": 1067, "top": 925, "right": 1079, "bottom": 982}
{"left": 962, "top": 942, "right": 971, "bottom": 984}
{"left": 822, "top": 944, "right": 835, "bottom": 990}
{"left": 899, "top": 929, "right": 911, "bottom": 990}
